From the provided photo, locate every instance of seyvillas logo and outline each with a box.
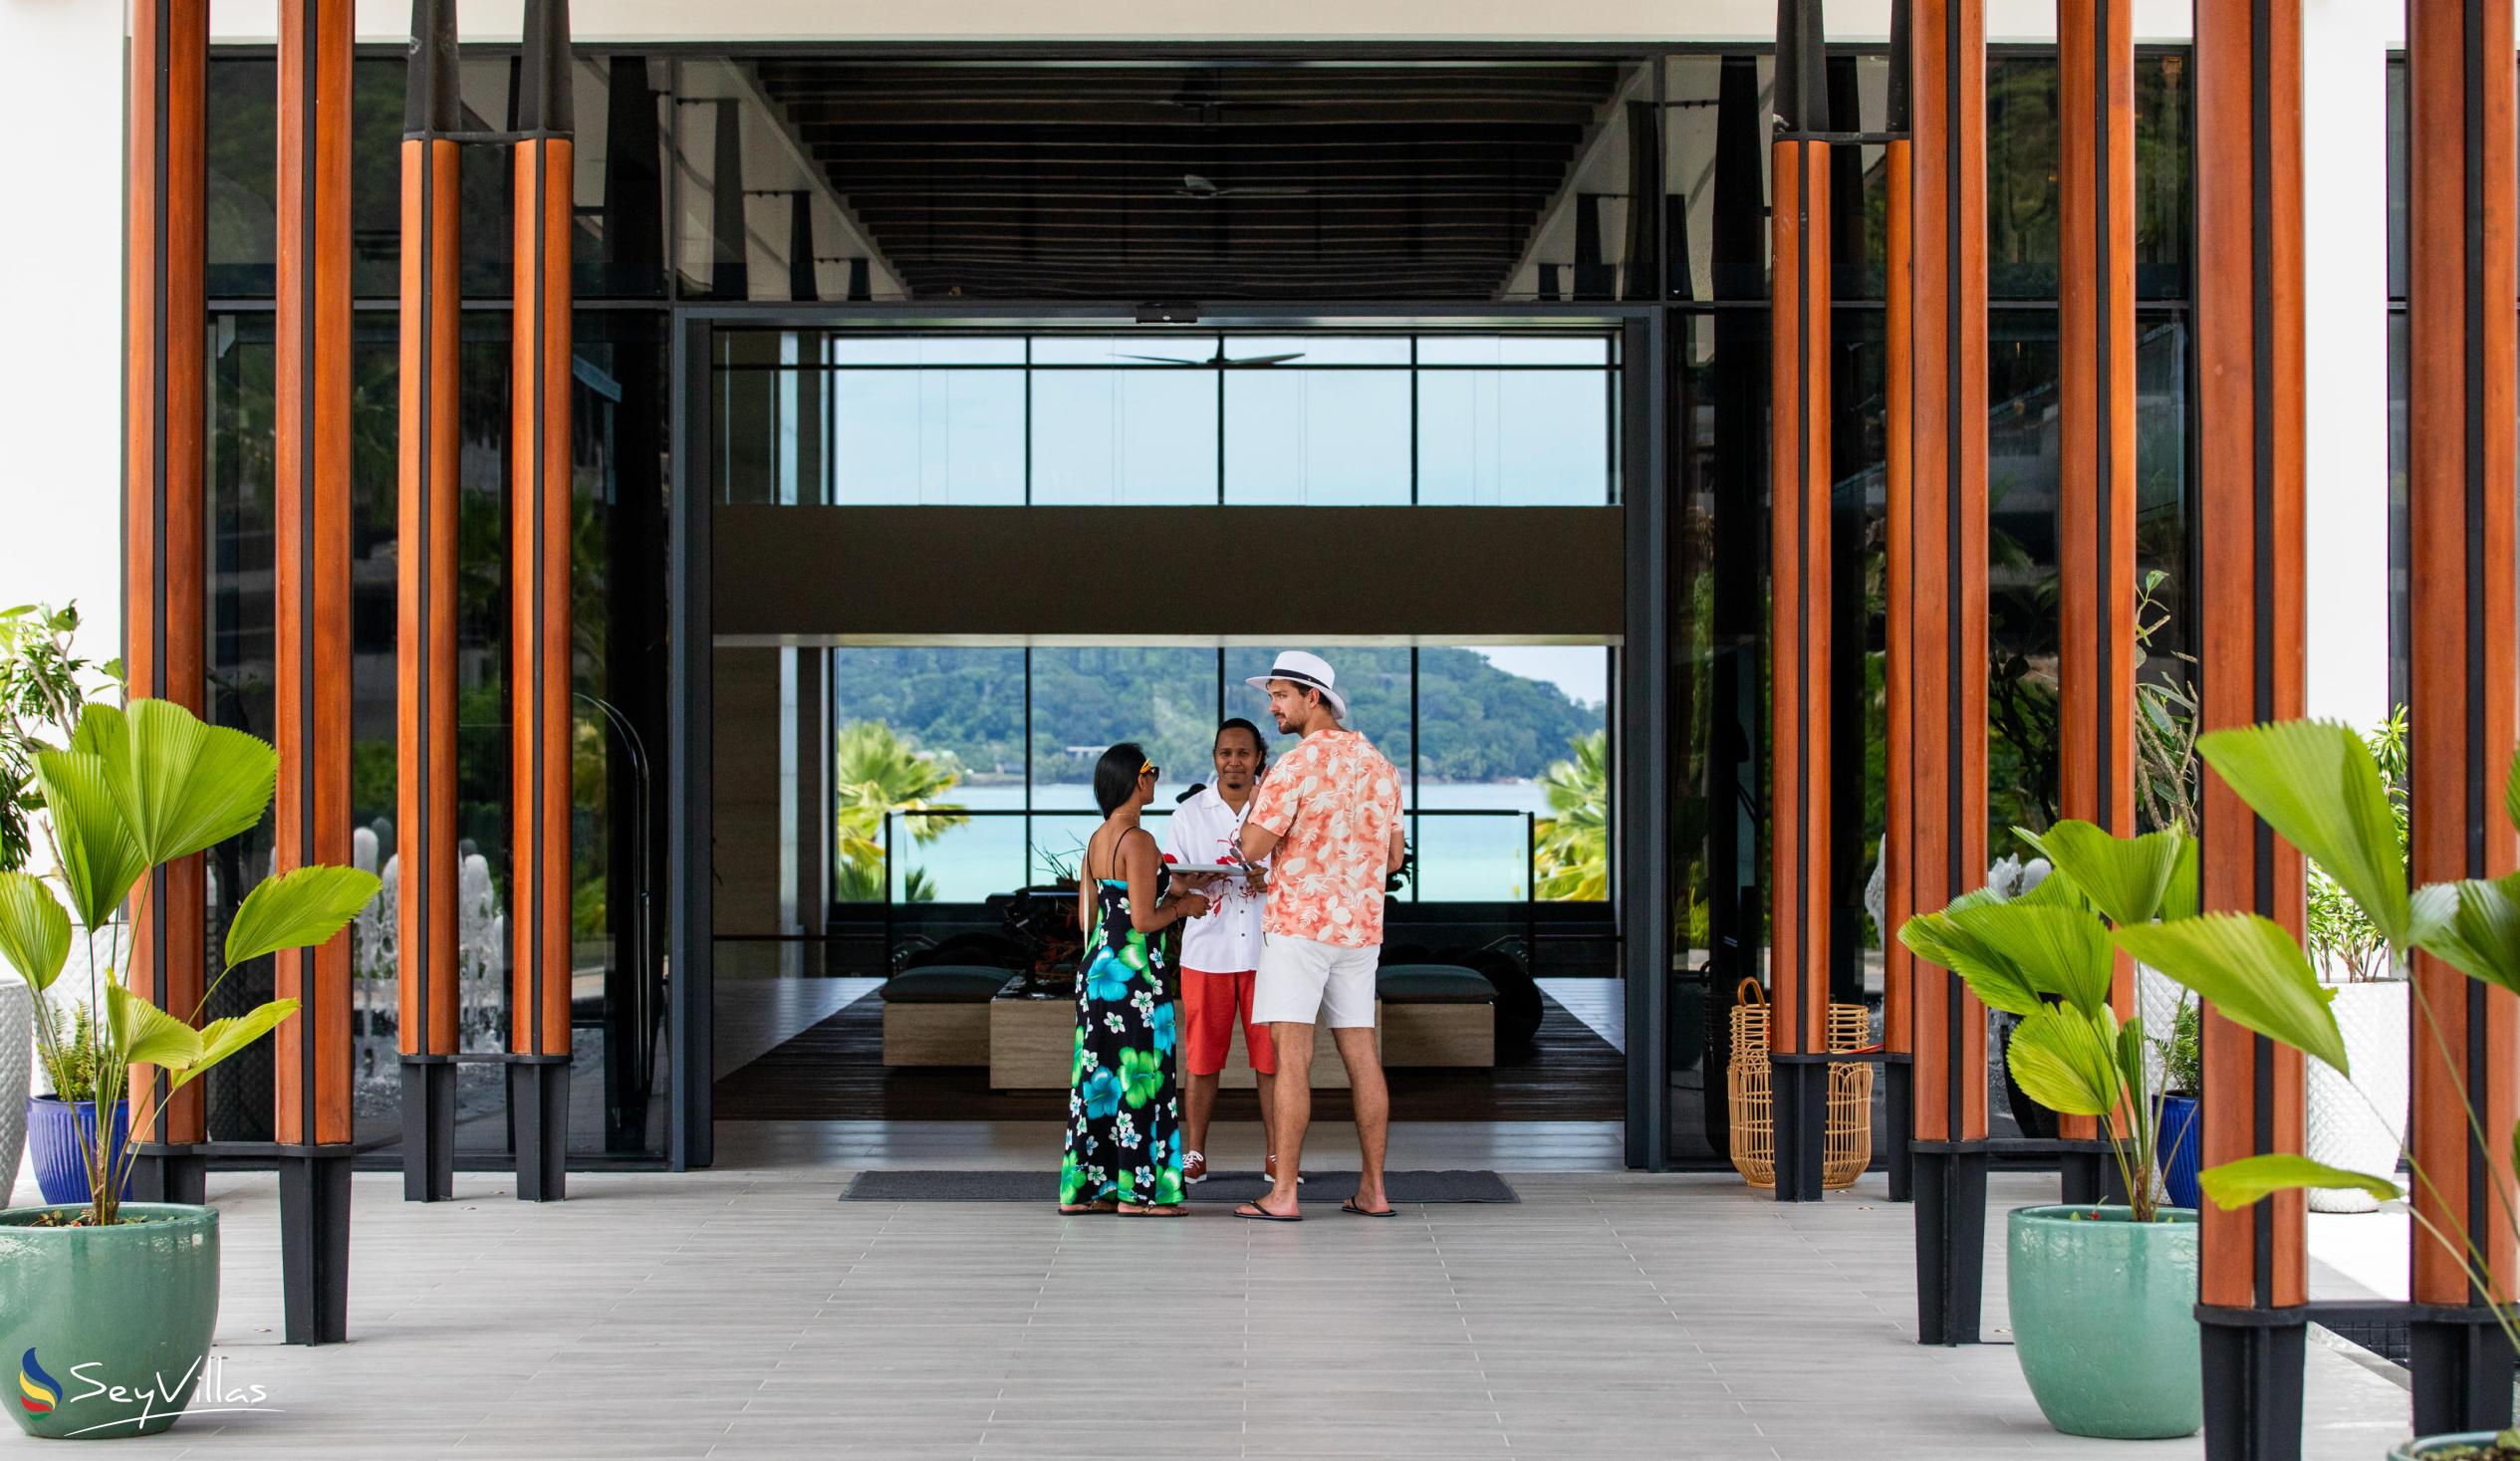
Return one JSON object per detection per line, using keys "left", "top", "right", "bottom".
{"left": 18, "top": 1349, "right": 59, "bottom": 1414}
{"left": 12, "top": 1349, "right": 278, "bottom": 1436}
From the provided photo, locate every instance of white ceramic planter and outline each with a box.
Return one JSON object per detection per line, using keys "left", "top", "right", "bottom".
{"left": 2137, "top": 964, "right": 2185, "bottom": 1092}
{"left": 2305, "top": 980, "right": 2408, "bottom": 1213}
{"left": 0, "top": 979, "right": 28, "bottom": 1209}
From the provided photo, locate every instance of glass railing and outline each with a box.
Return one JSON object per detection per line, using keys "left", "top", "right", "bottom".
{"left": 859, "top": 807, "right": 1572, "bottom": 906}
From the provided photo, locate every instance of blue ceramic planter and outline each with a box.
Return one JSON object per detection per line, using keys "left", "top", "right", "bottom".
{"left": 2156, "top": 1094, "right": 2201, "bottom": 1211}
{"left": 28, "top": 1098, "right": 130, "bottom": 1207}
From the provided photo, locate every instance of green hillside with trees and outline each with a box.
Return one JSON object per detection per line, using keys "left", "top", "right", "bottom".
{"left": 829, "top": 646, "right": 1604, "bottom": 784}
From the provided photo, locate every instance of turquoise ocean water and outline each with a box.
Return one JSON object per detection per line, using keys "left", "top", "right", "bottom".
{"left": 879, "top": 781, "right": 1558, "bottom": 904}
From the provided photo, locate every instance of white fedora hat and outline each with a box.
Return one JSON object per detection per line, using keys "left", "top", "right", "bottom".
{"left": 1246, "top": 650, "right": 1348, "bottom": 719}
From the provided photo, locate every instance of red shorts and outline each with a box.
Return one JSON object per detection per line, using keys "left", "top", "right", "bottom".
{"left": 1181, "top": 968, "right": 1276, "bottom": 1077}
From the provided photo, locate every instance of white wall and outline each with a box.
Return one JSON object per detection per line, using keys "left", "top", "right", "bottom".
{"left": 0, "top": 0, "right": 126, "bottom": 656}
{"left": 2300, "top": 0, "right": 2394, "bottom": 730}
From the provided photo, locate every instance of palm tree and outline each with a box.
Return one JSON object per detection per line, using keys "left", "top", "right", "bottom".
{"left": 1533, "top": 729, "right": 1609, "bottom": 901}
{"left": 834, "top": 859, "right": 938, "bottom": 904}
{"left": 834, "top": 721, "right": 967, "bottom": 901}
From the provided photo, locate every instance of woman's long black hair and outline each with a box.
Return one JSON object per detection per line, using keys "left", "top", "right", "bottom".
{"left": 1094, "top": 741, "right": 1149, "bottom": 817}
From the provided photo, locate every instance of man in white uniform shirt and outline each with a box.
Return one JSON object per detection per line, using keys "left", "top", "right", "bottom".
{"left": 1161, "top": 718, "right": 1283, "bottom": 1184}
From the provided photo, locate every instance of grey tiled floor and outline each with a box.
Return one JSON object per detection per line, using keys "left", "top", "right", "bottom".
{"left": 0, "top": 1162, "right": 2415, "bottom": 1459}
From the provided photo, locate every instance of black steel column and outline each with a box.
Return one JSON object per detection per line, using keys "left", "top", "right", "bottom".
{"left": 396, "top": 0, "right": 461, "bottom": 1205}
{"left": 507, "top": 0, "right": 576, "bottom": 1203}
{"left": 1701, "top": 53, "right": 1765, "bottom": 1165}
{"left": 1766, "top": 0, "right": 1834, "bottom": 1206}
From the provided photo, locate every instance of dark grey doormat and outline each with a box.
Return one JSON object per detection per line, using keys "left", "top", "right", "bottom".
{"left": 841, "top": 1169, "right": 1517, "bottom": 1204}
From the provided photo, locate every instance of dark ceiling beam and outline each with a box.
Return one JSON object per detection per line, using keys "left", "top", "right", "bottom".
{"left": 883, "top": 257, "right": 1510, "bottom": 275}
{"left": 883, "top": 272, "right": 1511, "bottom": 292}
{"left": 751, "top": 68, "right": 1620, "bottom": 94}
{"left": 806, "top": 151, "right": 1568, "bottom": 168}
{"left": 838, "top": 204, "right": 1549, "bottom": 226}
{"left": 772, "top": 102, "right": 1604, "bottom": 126}
{"left": 789, "top": 122, "right": 1587, "bottom": 146}
{"left": 792, "top": 166, "right": 1559, "bottom": 185}
{"left": 876, "top": 236, "right": 1523, "bottom": 254}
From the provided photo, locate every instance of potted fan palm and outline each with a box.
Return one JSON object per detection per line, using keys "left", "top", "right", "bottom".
{"left": 0, "top": 697, "right": 378, "bottom": 1438}
{"left": 2105, "top": 720, "right": 2520, "bottom": 1461}
{"left": 1898, "top": 819, "right": 2202, "bottom": 1439}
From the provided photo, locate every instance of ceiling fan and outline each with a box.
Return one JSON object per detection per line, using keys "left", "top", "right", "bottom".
{"left": 1172, "top": 171, "right": 1314, "bottom": 200}
{"left": 1110, "top": 346, "right": 1308, "bottom": 366}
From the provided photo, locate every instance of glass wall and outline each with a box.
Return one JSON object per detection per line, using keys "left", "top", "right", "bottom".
{"left": 711, "top": 332, "right": 1621, "bottom": 507}
{"left": 829, "top": 645, "right": 1610, "bottom": 906}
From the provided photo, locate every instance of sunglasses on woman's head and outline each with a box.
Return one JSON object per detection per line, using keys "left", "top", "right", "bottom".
{"left": 1138, "top": 762, "right": 1160, "bottom": 780}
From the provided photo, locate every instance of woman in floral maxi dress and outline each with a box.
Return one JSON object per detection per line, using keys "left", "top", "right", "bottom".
{"left": 1060, "top": 742, "right": 1212, "bottom": 1216}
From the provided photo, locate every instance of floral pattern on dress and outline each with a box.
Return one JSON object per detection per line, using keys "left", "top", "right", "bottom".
{"left": 1060, "top": 872, "right": 1184, "bottom": 1207}
{"left": 1247, "top": 729, "right": 1404, "bottom": 948}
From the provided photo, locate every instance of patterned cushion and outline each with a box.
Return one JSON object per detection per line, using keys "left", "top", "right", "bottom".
{"left": 1376, "top": 965, "right": 1496, "bottom": 1005}
{"left": 881, "top": 967, "right": 1016, "bottom": 1004}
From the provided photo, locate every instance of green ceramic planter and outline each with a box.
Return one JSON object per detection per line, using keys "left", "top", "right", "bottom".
{"left": 0, "top": 1205, "right": 219, "bottom": 1439}
{"left": 2006, "top": 1204, "right": 2201, "bottom": 1439}
{"left": 2393, "top": 1436, "right": 2513, "bottom": 1460}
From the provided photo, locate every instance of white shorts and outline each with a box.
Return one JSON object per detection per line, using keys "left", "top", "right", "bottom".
{"left": 1252, "top": 932, "right": 1381, "bottom": 1029}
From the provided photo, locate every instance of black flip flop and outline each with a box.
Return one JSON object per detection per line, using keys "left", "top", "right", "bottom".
{"left": 1341, "top": 1200, "right": 1397, "bottom": 1218}
{"left": 1235, "top": 1202, "right": 1303, "bottom": 1223}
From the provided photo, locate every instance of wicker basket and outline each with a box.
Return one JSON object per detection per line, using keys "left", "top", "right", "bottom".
{"left": 1727, "top": 979, "right": 1876, "bottom": 1190}
{"left": 1726, "top": 981, "right": 1776, "bottom": 1186}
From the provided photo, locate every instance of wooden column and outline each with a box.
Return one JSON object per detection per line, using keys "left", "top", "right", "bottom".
{"left": 273, "top": 0, "right": 356, "bottom": 1346}
{"left": 2052, "top": 0, "right": 2140, "bottom": 1193}
{"left": 2404, "top": 0, "right": 2520, "bottom": 1433}
{"left": 1902, "top": 0, "right": 1991, "bottom": 1346}
{"left": 123, "top": 0, "right": 210, "bottom": 1208}
{"left": 397, "top": 0, "right": 461, "bottom": 1205}
{"left": 1768, "top": 134, "right": 1832, "bottom": 1203}
{"left": 508, "top": 0, "right": 576, "bottom": 1202}
{"left": 1881, "top": 0, "right": 1916, "bottom": 1206}
{"left": 2192, "top": 1, "right": 2310, "bottom": 1452}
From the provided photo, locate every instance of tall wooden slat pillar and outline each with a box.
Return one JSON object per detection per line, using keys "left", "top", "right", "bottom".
{"left": 1880, "top": 1, "right": 1917, "bottom": 1206}
{"left": 508, "top": 0, "right": 577, "bottom": 1203}
{"left": 2053, "top": 0, "right": 2139, "bottom": 1206}
{"left": 1766, "top": 0, "right": 1833, "bottom": 1204}
{"left": 273, "top": 0, "right": 357, "bottom": 1345}
{"left": 2192, "top": 0, "right": 2310, "bottom": 1452}
{"left": 1901, "top": 0, "right": 1991, "bottom": 1345}
{"left": 397, "top": 0, "right": 462, "bottom": 1205}
{"left": 2404, "top": 0, "right": 2520, "bottom": 1433}
{"left": 124, "top": 0, "right": 211, "bottom": 1210}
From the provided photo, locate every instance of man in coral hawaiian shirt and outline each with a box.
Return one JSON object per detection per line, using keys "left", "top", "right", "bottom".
{"left": 1231, "top": 651, "right": 1405, "bottom": 1222}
